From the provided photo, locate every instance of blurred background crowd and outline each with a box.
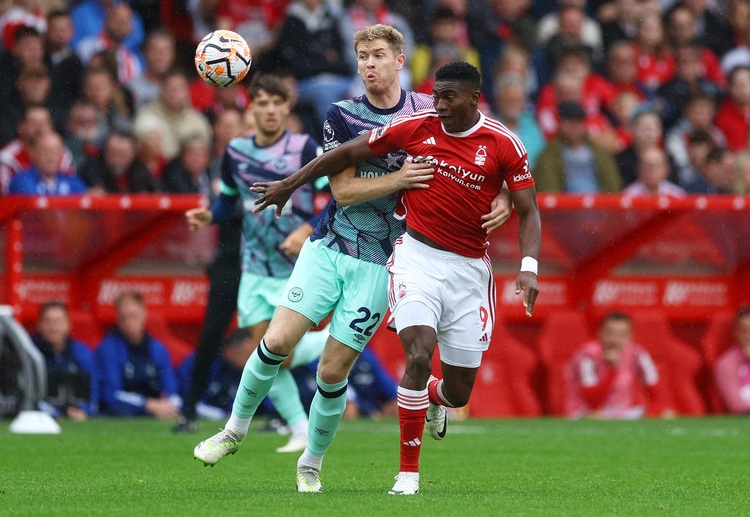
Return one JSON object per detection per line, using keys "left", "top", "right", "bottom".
{"left": 2, "top": 0, "right": 750, "bottom": 198}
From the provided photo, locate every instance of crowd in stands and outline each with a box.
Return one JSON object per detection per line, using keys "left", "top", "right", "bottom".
{"left": 1, "top": 0, "right": 750, "bottom": 198}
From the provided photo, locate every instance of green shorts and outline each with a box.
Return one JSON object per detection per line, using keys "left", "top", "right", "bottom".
{"left": 279, "top": 238, "right": 389, "bottom": 352}
{"left": 237, "top": 271, "right": 290, "bottom": 328}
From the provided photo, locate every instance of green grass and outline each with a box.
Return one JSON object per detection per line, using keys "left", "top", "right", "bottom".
{"left": 1, "top": 417, "right": 748, "bottom": 516}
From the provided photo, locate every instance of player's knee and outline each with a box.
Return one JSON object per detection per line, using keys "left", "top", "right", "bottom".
{"left": 316, "top": 361, "right": 348, "bottom": 385}
{"left": 261, "top": 333, "right": 294, "bottom": 356}
{"left": 404, "top": 348, "right": 432, "bottom": 379}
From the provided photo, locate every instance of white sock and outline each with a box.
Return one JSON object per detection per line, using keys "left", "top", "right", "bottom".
{"left": 291, "top": 419, "right": 308, "bottom": 438}
{"left": 297, "top": 448, "right": 323, "bottom": 471}
{"left": 225, "top": 414, "right": 251, "bottom": 440}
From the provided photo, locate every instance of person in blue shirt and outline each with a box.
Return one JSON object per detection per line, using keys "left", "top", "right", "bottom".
{"left": 32, "top": 300, "right": 98, "bottom": 420}
{"left": 95, "top": 291, "right": 180, "bottom": 418}
{"left": 8, "top": 131, "right": 87, "bottom": 196}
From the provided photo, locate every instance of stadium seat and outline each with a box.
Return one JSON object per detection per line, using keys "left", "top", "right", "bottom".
{"left": 699, "top": 312, "right": 736, "bottom": 413}
{"left": 537, "top": 310, "right": 594, "bottom": 416}
{"left": 469, "top": 317, "right": 542, "bottom": 417}
{"left": 629, "top": 311, "right": 706, "bottom": 416}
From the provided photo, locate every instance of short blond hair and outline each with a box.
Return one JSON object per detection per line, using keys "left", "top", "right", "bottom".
{"left": 353, "top": 24, "right": 404, "bottom": 57}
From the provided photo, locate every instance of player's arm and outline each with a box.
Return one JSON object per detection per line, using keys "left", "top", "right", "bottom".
{"left": 481, "top": 183, "right": 513, "bottom": 234}
{"left": 329, "top": 159, "right": 434, "bottom": 206}
{"left": 510, "top": 187, "right": 541, "bottom": 317}
{"left": 186, "top": 151, "right": 239, "bottom": 230}
{"left": 251, "top": 133, "right": 376, "bottom": 217}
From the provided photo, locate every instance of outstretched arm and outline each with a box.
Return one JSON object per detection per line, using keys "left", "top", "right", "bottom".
{"left": 510, "top": 187, "right": 541, "bottom": 317}
{"left": 329, "top": 159, "right": 434, "bottom": 206}
{"left": 251, "top": 133, "right": 376, "bottom": 217}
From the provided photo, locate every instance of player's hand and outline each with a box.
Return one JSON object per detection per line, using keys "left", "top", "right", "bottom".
{"left": 66, "top": 406, "right": 88, "bottom": 421}
{"left": 250, "top": 180, "right": 294, "bottom": 218}
{"left": 395, "top": 157, "right": 434, "bottom": 190}
{"left": 515, "top": 271, "right": 539, "bottom": 317}
{"left": 280, "top": 222, "right": 313, "bottom": 257}
{"left": 482, "top": 191, "right": 513, "bottom": 234}
{"left": 185, "top": 207, "right": 213, "bottom": 231}
{"left": 145, "top": 398, "right": 181, "bottom": 419}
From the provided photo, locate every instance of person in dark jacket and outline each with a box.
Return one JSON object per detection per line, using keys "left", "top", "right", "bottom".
{"left": 95, "top": 291, "right": 180, "bottom": 418}
{"left": 78, "top": 129, "right": 160, "bottom": 193}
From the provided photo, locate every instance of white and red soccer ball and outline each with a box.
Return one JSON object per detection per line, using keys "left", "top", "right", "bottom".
{"left": 194, "top": 30, "right": 252, "bottom": 87}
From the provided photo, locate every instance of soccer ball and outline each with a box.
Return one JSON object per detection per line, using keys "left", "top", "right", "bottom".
{"left": 194, "top": 30, "right": 252, "bottom": 87}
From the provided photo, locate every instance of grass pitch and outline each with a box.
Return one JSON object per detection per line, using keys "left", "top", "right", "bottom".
{"left": 1, "top": 417, "right": 748, "bottom": 516}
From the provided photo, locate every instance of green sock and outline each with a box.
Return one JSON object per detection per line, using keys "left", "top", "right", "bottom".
{"left": 232, "top": 340, "right": 287, "bottom": 419}
{"left": 268, "top": 368, "right": 307, "bottom": 427}
{"left": 306, "top": 375, "right": 348, "bottom": 456}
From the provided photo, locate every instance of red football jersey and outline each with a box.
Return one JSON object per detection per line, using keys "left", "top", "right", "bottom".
{"left": 368, "top": 110, "right": 534, "bottom": 258}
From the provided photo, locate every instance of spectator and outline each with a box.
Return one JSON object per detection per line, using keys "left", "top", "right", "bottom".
{"left": 161, "top": 135, "right": 211, "bottom": 195}
{"left": 609, "top": 90, "right": 641, "bottom": 151}
{"left": 0, "top": 105, "right": 76, "bottom": 194}
{"left": 622, "top": 146, "right": 686, "bottom": 196}
{"left": 534, "top": 101, "right": 622, "bottom": 193}
{"left": 177, "top": 329, "right": 251, "bottom": 422}
{"left": 536, "top": 0, "right": 602, "bottom": 53}
{"left": 656, "top": 41, "right": 723, "bottom": 129}
{"left": 0, "top": 0, "right": 47, "bottom": 51}
{"left": 713, "top": 309, "right": 750, "bottom": 415}
{"left": 599, "top": 0, "right": 641, "bottom": 52}
{"left": 6, "top": 63, "right": 58, "bottom": 139}
{"left": 540, "top": 4, "right": 602, "bottom": 76}
{"left": 70, "top": 0, "right": 145, "bottom": 57}
{"left": 32, "top": 301, "right": 98, "bottom": 420}
{"left": 8, "top": 131, "right": 87, "bottom": 196}
{"left": 675, "top": 0, "right": 733, "bottom": 58}
{"left": 0, "top": 26, "right": 45, "bottom": 105}
{"left": 45, "top": 9, "right": 84, "bottom": 125}
{"left": 135, "top": 124, "right": 166, "bottom": 179}
{"left": 78, "top": 129, "right": 160, "bottom": 193}
{"left": 715, "top": 65, "right": 750, "bottom": 152}
{"left": 721, "top": 2, "right": 750, "bottom": 75}
{"left": 492, "top": 74, "right": 544, "bottom": 169}
{"left": 272, "top": 0, "right": 354, "bottom": 127}
{"left": 95, "top": 290, "right": 181, "bottom": 419}
{"left": 133, "top": 68, "right": 212, "bottom": 160}
{"left": 535, "top": 47, "right": 617, "bottom": 143}
{"left": 209, "top": 108, "right": 242, "bottom": 167}
{"left": 684, "top": 146, "right": 736, "bottom": 194}
{"left": 127, "top": 28, "right": 175, "bottom": 110}
{"left": 565, "top": 312, "right": 672, "bottom": 419}
{"left": 76, "top": 3, "right": 143, "bottom": 84}
{"left": 342, "top": 0, "right": 415, "bottom": 93}
{"left": 605, "top": 40, "right": 648, "bottom": 101}
{"left": 63, "top": 100, "right": 104, "bottom": 169}
{"left": 214, "top": 0, "right": 289, "bottom": 61}
{"left": 80, "top": 65, "right": 133, "bottom": 139}
{"left": 493, "top": 44, "right": 539, "bottom": 103}
{"left": 675, "top": 128, "right": 715, "bottom": 188}
{"left": 664, "top": 92, "right": 726, "bottom": 173}
{"left": 631, "top": 11, "right": 675, "bottom": 96}
{"left": 664, "top": 6, "right": 725, "bottom": 87}
{"left": 616, "top": 109, "right": 672, "bottom": 187}
{"left": 410, "top": 7, "right": 478, "bottom": 89}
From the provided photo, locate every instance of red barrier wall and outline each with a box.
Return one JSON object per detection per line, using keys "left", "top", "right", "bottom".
{"left": 2, "top": 194, "right": 749, "bottom": 416}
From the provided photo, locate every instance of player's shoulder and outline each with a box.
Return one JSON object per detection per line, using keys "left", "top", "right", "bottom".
{"left": 480, "top": 113, "right": 527, "bottom": 154}
{"left": 226, "top": 135, "right": 256, "bottom": 156}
